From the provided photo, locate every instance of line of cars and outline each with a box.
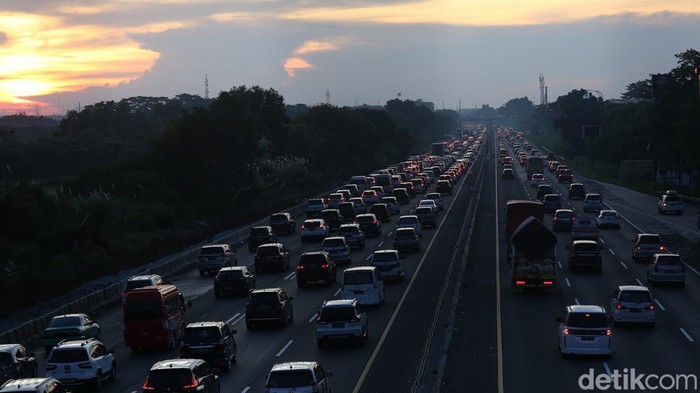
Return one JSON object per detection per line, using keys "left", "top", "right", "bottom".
{"left": 498, "top": 128, "right": 685, "bottom": 360}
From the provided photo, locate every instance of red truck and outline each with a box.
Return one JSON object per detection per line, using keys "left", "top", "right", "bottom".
{"left": 505, "top": 200, "right": 544, "bottom": 254}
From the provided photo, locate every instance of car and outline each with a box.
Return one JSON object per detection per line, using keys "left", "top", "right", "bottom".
{"left": 0, "top": 345, "right": 38, "bottom": 385}
{"left": 321, "top": 236, "right": 352, "bottom": 265}
{"left": 400, "top": 181, "right": 416, "bottom": 197}
{"left": 397, "top": 215, "right": 423, "bottom": 235}
{"left": 245, "top": 288, "right": 294, "bottom": 329}
{"left": 435, "top": 180, "right": 453, "bottom": 195}
{"left": 326, "top": 193, "right": 346, "bottom": 209}
{"left": 557, "top": 169, "right": 574, "bottom": 183}
{"left": 264, "top": 362, "right": 332, "bottom": 393}
{"left": 583, "top": 193, "right": 604, "bottom": 212}
{"left": 337, "top": 223, "right": 365, "bottom": 249}
{"left": 361, "top": 189, "right": 380, "bottom": 205}
{"left": 424, "top": 192, "right": 444, "bottom": 210}
{"left": 340, "top": 267, "right": 385, "bottom": 306}
{"left": 552, "top": 209, "right": 575, "bottom": 232}
{"left": 647, "top": 253, "right": 685, "bottom": 287}
{"left": 567, "top": 183, "right": 586, "bottom": 199}
{"left": 555, "top": 164, "right": 569, "bottom": 176}
{"left": 610, "top": 285, "right": 656, "bottom": 327}
{"left": 418, "top": 199, "right": 439, "bottom": 215}
{"left": 300, "top": 219, "right": 329, "bottom": 242}
{"left": 502, "top": 163, "right": 513, "bottom": 171}
{"left": 198, "top": 244, "right": 237, "bottom": 275}
{"left": 248, "top": 226, "right": 277, "bottom": 252}
{"left": 180, "top": 321, "right": 237, "bottom": 371}
{"left": 369, "top": 250, "right": 405, "bottom": 281}
{"left": 335, "top": 189, "right": 352, "bottom": 202}
{"left": 530, "top": 173, "right": 546, "bottom": 187}
{"left": 632, "top": 233, "right": 665, "bottom": 263}
{"left": 320, "top": 209, "right": 343, "bottom": 231}
{"left": 502, "top": 168, "right": 515, "bottom": 179}
{"left": 415, "top": 206, "right": 438, "bottom": 228}
{"left": 305, "top": 198, "right": 327, "bottom": 218}
{"left": 370, "top": 185, "right": 385, "bottom": 198}
{"left": 354, "top": 213, "right": 382, "bottom": 237}
{"left": 121, "top": 274, "right": 165, "bottom": 303}
{"left": 657, "top": 193, "right": 683, "bottom": 214}
{"left": 411, "top": 178, "right": 427, "bottom": 193}
{"left": 348, "top": 197, "right": 367, "bottom": 214}
{"left": 556, "top": 305, "right": 611, "bottom": 357}
{"left": 252, "top": 243, "right": 290, "bottom": 273}
{"left": 0, "top": 378, "right": 67, "bottom": 393}
{"left": 338, "top": 202, "right": 357, "bottom": 222}
{"left": 342, "top": 183, "right": 361, "bottom": 197}
{"left": 596, "top": 209, "right": 621, "bottom": 228}
{"left": 369, "top": 203, "right": 392, "bottom": 223}
{"left": 547, "top": 160, "right": 560, "bottom": 173}
{"left": 268, "top": 212, "right": 296, "bottom": 235}
{"left": 41, "top": 314, "right": 101, "bottom": 354}
{"left": 392, "top": 188, "right": 410, "bottom": 204}
{"left": 45, "top": 339, "right": 116, "bottom": 389}
{"left": 142, "top": 359, "right": 220, "bottom": 393}
{"left": 567, "top": 240, "right": 602, "bottom": 272}
{"left": 542, "top": 194, "right": 562, "bottom": 213}
{"left": 296, "top": 251, "right": 337, "bottom": 287}
{"left": 214, "top": 266, "right": 256, "bottom": 297}
{"left": 536, "top": 184, "right": 553, "bottom": 201}
{"left": 380, "top": 196, "right": 400, "bottom": 214}
{"left": 392, "top": 227, "right": 421, "bottom": 252}
{"left": 316, "top": 299, "right": 369, "bottom": 348}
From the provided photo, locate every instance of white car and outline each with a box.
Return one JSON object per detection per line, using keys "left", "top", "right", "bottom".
{"left": 657, "top": 193, "right": 683, "bottom": 214}
{"left": 380, "top": 196, "right": 400, "bottom": 215}
{"left": 557, "top": 305, "right": 611, "bottom": 357}
{"left": 596, "top": 210, "right": 621, "bottom": 229}
{"left": 45, "top": 339, "right": 116, "bottom": 389}
{"left": 418, "top": 199, "right": 439, "bottom": 215}
{"left": 530, "top": 173, "right": 546, "bottom": 187}
{"left": 610, "top": 285, "right": 656, "bottom": 327}
{"left": 424, "top": 192, "right": 444, "bottom": 210}
{"left": 340, "top": 267, "right": 385, "bottom": 306}
{"left": 300, "top": 219, "right": 330, "bottom": 242}
{"left": 397, "top": 215, "right": 423, "bottom": 235}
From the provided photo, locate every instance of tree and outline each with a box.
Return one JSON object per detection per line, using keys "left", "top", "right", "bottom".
{"left": 621, "top": 80, "right": 652, "bottom": 101}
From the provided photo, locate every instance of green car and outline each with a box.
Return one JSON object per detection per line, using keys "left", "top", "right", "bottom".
{"left": 41, "top": 313, "right": 101, "bottom": 353}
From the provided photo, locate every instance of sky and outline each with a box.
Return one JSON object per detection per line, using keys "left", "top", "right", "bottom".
{"left": 1, "top": 1, "right": 699, "bottom": 116}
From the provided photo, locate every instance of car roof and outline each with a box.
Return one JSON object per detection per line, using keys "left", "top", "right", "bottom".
{"left": 52, "top": 313, "right": 86, "bottom": 319}
{"left": 185, "top": 321, "right": 225, "bottom": 328}
{"left": 567, "top": 305, "right": 606, "bottom": 314}
{"left": 339, "top": 223, "right": 360, "bottom": 228}
{"left": 374, "top": 249, "right": 399, "bottom": 255}
{"left": 616, "top": 285, "right": 650, "bottom": 292}
{"left": 270, "top": 361, "right": 318, "bottom": 372}
{"left": 128, "top": 274, "right": 162, "bottom": 281}
{"left": 250, "top": 287, "right": 283, "bottom": 295}
{"left": 54, "top": 339, "right": 98, "bottom": 349}
{"left": 219, "top": 266, "right": 248, "bottom": 272}
{"left": 0, "top": 378, "right": 58, "bottom": 390}
{"left": 344, "top": 266, "right": 377, "bottom": 273}
{"left": 151, "top": 359, "right": 201, "bottom": 370}
{"left": 323, "top": 236, "right": 346, "bottom": 242}
{"left": 322, "top": 299, "right": 356, "bottom": 308}
{"left": 555, "top": 209, "right": 573, "bottom": 214}
{"left": 303, "top": 219, "right": 325, "bottom": 223}
{"left": 571, "top": 239, "right": 598, "bottom": 245}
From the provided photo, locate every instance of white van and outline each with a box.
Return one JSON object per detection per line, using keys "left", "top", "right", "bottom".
{"left": 340, "top": 267, "right": 384, "bottom": 306}
{"left": 350, "top": 176, "right": 369, "bottom": 192}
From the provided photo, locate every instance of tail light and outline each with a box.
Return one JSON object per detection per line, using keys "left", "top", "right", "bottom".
{"left": 648, "top": 305, "right": 655, "bottom": 310}
{"left": 321, "top": 263, "right": 330, "bottom": 269}
{"left": 78, "top": 362, "right": 93, "bottom": 369}
{"left": 515, "top": 280, "right": 526, "bottom": 285}
{"left": 659, "top": 245, "right": 665, "bottom": 250}
{"left": 297, "top": 264, "right": 304, "bottom": 270}
{"left": 543, "top": 281, "right": 554, "bottom": 285}
{"left": 143, "top": 377, "right": 155, "bottom": 391}
{"left": 563, "top": 328, "right": 570, "bottom": 335}
{"left": 182, "top": 375, "right": 199, "bottom": 389}
{"left": 606, "top": 329, "right": 612, "bottom": 336}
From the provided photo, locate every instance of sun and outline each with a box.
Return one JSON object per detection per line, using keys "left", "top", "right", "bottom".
{"left": 1, "top": 79, "right": 51, "bottom": 99}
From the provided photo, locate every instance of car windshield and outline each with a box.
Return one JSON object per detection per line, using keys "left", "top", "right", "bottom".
{"left": 566, "top": 312, "right": 608, "bottom": 328}
{"left": 373, "top": 252, "right": 398, "bottom": 262}
{"left": 218, "top": 270, "right": 243, "bottom": 278}
{"left": 356, "top": 216, "right": 375, "bottom": 223}
{"left": 657, "top": 256, "right": 681, "bottom": 265}
{"left": 338, "top": 226, "right": 359, "bottom": 235}
{"left": 250, "top": 228, "right": 270, "bottom": 236}
{"left": 270, "top": 215, "right": 288, "bottom": 223}
{"left": 574, "top": 243, "right": 598, "bottom": 252}
{"left": 399, "top": 217, "right": 417, "bottom": 225}
{"left": 556, "top": 211, "right": 574, "bottom": 219}
{"left": 415, "top": 207, "right": 433, "bottom": 215}
{"left": 49, "top": 316, "right": 81, "bottom": 328}
{"left": 395, "top": 229, "right": 416, "bottom": 238}
{"left": 619, "top": 291, "right": 652, "bottom": 303}
{"left": 123, "top": 279, "right": 153, "bottom": 293}
{"left": 344, "top": 271, "right": 374, "bottom": 285}
{"left": 249, "top": 293, "right": 279, "bottom": 304}
{"left": 639, "top": 236, "right": 660, "bottom": 245}
{"left": 183, "top": 326, "right": 220, "bottom": 345}
{"left": 257, "top": 246, "right": 280, "bottom": 257}
{"left": 124, "top": 297, "right": 163, "bottom": 320}
{"left": 304, "top": 221, "right": 321, "bottom": 229}
{"left": 200, "top": 247, "right": 224, "bottom": 255}
{"left": 146, "top": 369, "right": 193, "bottom": 388}
{"left": 664, "top": 196, "right": 681, "bottom": 202}
{"left": 323, "top": 239, "right": 345, "bottom": 248}
{"left": 300, "top": 254, "right": 326, "bottom": 266}
{"left": 308, "top": 200, "right": 323, "bottom": 206}
{"left": 48, "top": 348, "right": 89, "bottom": 363}
{"left": 268, "top": 370, "right": 315, "bottom": 388}
{"left": 319, "top": 306, "right": 357, "bottom": 322}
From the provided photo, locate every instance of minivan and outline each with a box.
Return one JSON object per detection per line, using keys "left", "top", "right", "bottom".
{"left": 340, "top": 267, "right": 385, "bottom": 306}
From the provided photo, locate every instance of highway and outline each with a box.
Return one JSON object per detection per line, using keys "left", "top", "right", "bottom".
{"left": 24, "top": 133, "right": 487, "bottom": 392}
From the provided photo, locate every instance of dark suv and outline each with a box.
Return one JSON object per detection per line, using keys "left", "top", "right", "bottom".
{"left": 254, "top": 243, "right": 290, "bottom": 273}
{"left": 338, "top": 202, "right": 357, "bottom": 222}
{"left": 180, "top": 322, "right": 237, "bottom": 372}
{"left": 248, "top": 226, "right": 277, "bottom": 252}
{"left": 142, "top": 359, "right": 220, "bottom": 393}
{"left": 214, "top": 267, "right": 256, "bottom": 297}
{"left": 296, "top": 252, "right": 337, "bottom": 288}
{"left": 568, "top": 183, "right": 586, "bottom": 200}
{"left": 245, "top": 288, "right": 294, "bottom": 329}
{"left": 369, "top": 203, "right": 391, "bottom": 223}
{"left": 268, "top": 213, "right": 296, "bottom": 235}
{"left": 320, "top": 209, "right": 343, "bottom": 231}
{"left": 354, "top": 214, "right": 382, "bottom": 237}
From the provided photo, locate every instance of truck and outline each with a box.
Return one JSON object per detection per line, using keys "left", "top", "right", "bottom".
{"left": 431, "top": 142, "right": 445, "bottom": 156}
{"left": 510, "top": 216, "right": 557, "bottom": 293}
{"left": 505, "top": 200, "right": 544, "bottom": 254}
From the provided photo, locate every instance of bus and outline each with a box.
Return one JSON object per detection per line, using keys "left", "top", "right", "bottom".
{"left": 526, "top": 155, "right": 544, "bottom": 179}
{"left": 123, "top": 284, "right": 188, "bottom": 350}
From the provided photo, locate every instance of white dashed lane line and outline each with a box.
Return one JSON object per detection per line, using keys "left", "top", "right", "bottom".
{"left": 680, "top": 328, "right": 695, "bottom": 343}
{"left": 635, "top": 278, "right": 644, "bottom": 286}
{"left": 574, "top": 298, "right": 580, "bottom": 305}
{"left": 619, "top": 261, "right": 628, "bottom": 269}
{"left": 284, "top": 272, "right": 296, "bottom": 280}
{"left": 557, "top": 261, "right": 563, "bottom": 269}
{"left": 378, "top": 241, "right": 384, "bottom": 247}
{"left": 225, "top": 312, "right": 241, "bottom": 325}
{"left": 308, "top": 313, "right": 319, "bottom": 323}
{"left": 608, "top": 249, "right": 616, "bottom": 256}
{"left": 565, "top": 278, "right": 571, "bottom": 287}
{"left": 241, "top": 387, "right": 251, "bottom": 393}
{"left": 603, "top": 362, "right": 612, "bottom": 376}
{"left": 334, "top": 288, "right": 341, "bottom": 297}
{"left": 276, "top": 340, "right": 293, "bottom": 356}
{"left": 654, "top": 299, "right": 666, "bottom": 311}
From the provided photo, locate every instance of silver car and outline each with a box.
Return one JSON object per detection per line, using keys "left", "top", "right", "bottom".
{"left": 316, "top": 299, "right": 368, "bottom": 348}
{"left": 610, "top": 285, "right": 656, "bottom": 328}
{"left": 647, "top": 253, "right": 685, "bottom": 287}
{"left": 369, "top": 250, "right": 405, "bottom": 281}
{"left": 322, "top": 237, "right": 352, "bottom": 265}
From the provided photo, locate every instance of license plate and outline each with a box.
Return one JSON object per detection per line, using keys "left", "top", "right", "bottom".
{"left": 581, "top": 336, "right": 594, "bottom": 341}
{"left": 332, "top": 323, "right": 344, "bottom": 328}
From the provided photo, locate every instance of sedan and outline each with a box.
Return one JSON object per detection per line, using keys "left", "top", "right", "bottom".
{"left": 596, "top": 210, "right": 621, "bottom": 229}
{"left": 530, "top": 173, "right": 546, "bottom": 187}
{"left": 40, "top": 314, "right": 100, "bottom": 353}
{"left": 396, "top": 215, "right": 422, "bottom": 235}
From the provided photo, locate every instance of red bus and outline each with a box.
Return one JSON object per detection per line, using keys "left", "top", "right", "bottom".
{"left": 123, "top": 284, "right": 188, "bottom": 350}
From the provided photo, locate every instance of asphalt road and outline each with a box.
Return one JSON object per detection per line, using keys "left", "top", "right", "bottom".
{"left": 441, "top": 130, "right": 700, "bottom": 393}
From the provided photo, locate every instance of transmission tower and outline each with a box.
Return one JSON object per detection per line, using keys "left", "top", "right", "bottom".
{"left": 205, "top": 74, "right": 209, "bottom": 100}
{"left": 326, "top": 89, "right": 330, "bottom": 104}
{"left": 539, "top": 74, "right": 545, "bottom": 106}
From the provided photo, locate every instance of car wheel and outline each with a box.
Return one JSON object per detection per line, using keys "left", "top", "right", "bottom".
{"left": 94, "top": 371, "right": 103, "bottom": 390}
{"left": 110, "top": 362, "right": 117, "bottom": 381}
{"left": 223, "top": 357, "right": 233, "bottom": 372}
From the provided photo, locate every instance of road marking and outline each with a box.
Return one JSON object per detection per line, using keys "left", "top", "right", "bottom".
{"left": 680, "top": 328, "right": 694, "bottom": 342}
{"left": 334, "top": 288, "right": 341, "bottom": 297}
{"left": 603, "top": 362, "right": 612, "bottom": 376}
{"left": 284, "top": 272, "right": 296, "bottom": 280}
{"left": 388, "top": 231, "right": 394, "bottom": 237}
{"left": 565, "top": 278, "right": 571, "bottom": 287}
{"left": 619, "top": 261, "right": 628, "bottom": 269}
{"left": 308, "top": 313, "right": 319, "bottom": 323}
{"left": 366, "top": 255, "right": 372, "bottom": 261}
{"left": 654, "top": 299, "right": 666, "bottom": 311}
{"left": 231, "top": 314, "right": 245, "bottom": 326}
{"left": 684, "top": 262, "right": 700, "bottom": 277}
{"left": 241, "top": 387, "right": 251, "bottom": 393}
{"left": 608, "top": 249, "right": 616, "bottom": 256}
{"left": 378, "top": 241, "right": 384, "bottom": 247}
{"left": 557, "top": 260, "right": 562, "bottom": 269}
{"left": 635, "top": 278, "right": 644, "bottom": 286}
{"left": 599, "top": 238, "right": 605, "bottom": 244}
{"left": 276, "top": 340, "right": 293, "bottom": 356}
{"left": 574, "top": 298, "right": 580, "bottom": 305}
{"left": 225, "top": 313, "right": 241, "bottom": 325}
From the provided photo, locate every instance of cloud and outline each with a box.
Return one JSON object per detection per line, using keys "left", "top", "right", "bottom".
{"left": 284, "top": 57, "right": 313, "bottom": 77}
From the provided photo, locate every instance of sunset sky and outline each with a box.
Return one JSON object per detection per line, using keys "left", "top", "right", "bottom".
{"left": 1, "top": 1, "right": 699, "bottom": 115}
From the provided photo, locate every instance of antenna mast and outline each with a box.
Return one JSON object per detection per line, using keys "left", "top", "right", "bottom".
{"left": 204, "top": 74, "right": 210, "bottom": 99}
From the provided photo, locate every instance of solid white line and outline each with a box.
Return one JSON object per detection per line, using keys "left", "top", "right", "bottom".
{"left": 284, "top": 272, "right": 296, "bottom": 280}
{"left": 308, "top": 313, "right": 319, "bottom": 323}
{"left": 225, "top": 313, "right": 241, "bottom": 325}
{"left": 608, "top": 249, "right": 616, "bottom": 256}
{"left": 619, "top": 261, "right": 628, "bottom": 269}
{"left": 684, "top": 262, "right": 700, "bottom": 277}
{"left": 557, "top": 260, "right": 562, "bottom": 269}
{"left": 635, "top": 278, "right": 644, "bottom": 286}
{"left": 378, "top": 241, "right": 384, "bottom": 247}
{"left": 241, "top": 387, "right": 251, "bottom": 393}
{"left": 654, "top": 299, "right": 666, "bottom": 311}
{"left": 334, "top": 288, "right": 341, "bottom": 297}
{"left": 276, "top": 340, "right": 293, "bottom": 356}
{"left": 603, "top": 362, "right": 612, "bottom": 376}
{"left": 574, "top": 298, "right": 580, "bottom": 305}
{"left": 680, "top": 328, "right": 695, "bottom": 343}
{"left": 565, "top": 278, "right": 571, "bottom": 287}
{"left": 231, "top": 314, "right": 245, "bottom": 326}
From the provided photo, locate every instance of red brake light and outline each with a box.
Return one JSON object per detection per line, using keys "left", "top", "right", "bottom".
{"left": 143, "top": 378, "right": 155, "bottom": 391}
{"left": 648, "top": 304, "right": 655, "bottom": 310}
{"left": 515, "top": 280, "right": 526, "bottom": 285}
{"left": 563, "top": 328, "right": 570, "bottom": 335}
{"left": 182, "top": 376, "right": 198, "bottom": 389}
{"left": 78, "top": 362, "right": 92, "bottom": 369}
{"left": 321, "top": 263, "right": 330, "bottom": 269}
{"left": 606, "top": 329, "right": 612, "bottom": 336}
{"left": 543, "top": 281, "right": 554, "bottom": 285}
{"left": 297, "top": 265, "right": 304, "bottom": 270}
